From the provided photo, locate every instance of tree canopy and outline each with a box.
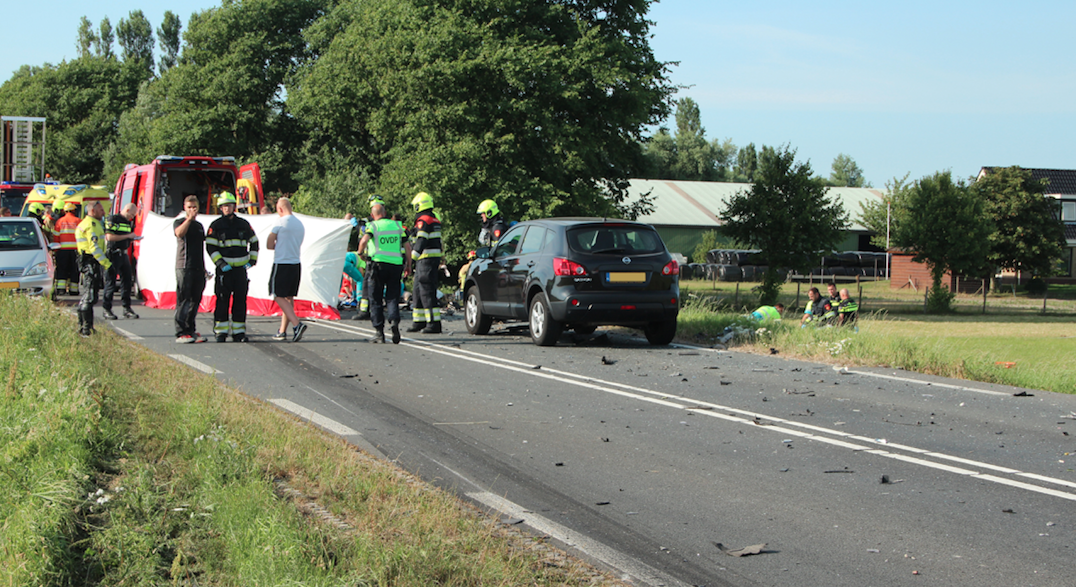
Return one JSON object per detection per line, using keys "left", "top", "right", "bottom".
{"left": 720, "top": 145, "right": 848, "bottom": 304}
{"left": 857, "top": 173, "right": 910, "bottom": 250}
{"left": 289, "top": 0, "right": 673, "bottom": 259}
{"left": 971, "top": 166, "right": 1066, "bottom": 278}
{"left": 642, "top": 97, "right": 732, "bottom": 181}
{"left": 827, "top": 153, "right": 870, "bottom": 187}
{"left": 4, "top": 0, "right": 673, "bottom": 265}
{"left": 893, "top": 171, "right": 991, "bottom": 312}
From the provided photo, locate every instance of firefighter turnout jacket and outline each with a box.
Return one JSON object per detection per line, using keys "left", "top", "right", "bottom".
{"left": 206, "top": 214, "right": 259, "bottom": 271}
{"left": 55, "top": 212, "right": 80, "bottom": 251}
{"left": 411, "top": 210, "right": 442, "bottom": 261}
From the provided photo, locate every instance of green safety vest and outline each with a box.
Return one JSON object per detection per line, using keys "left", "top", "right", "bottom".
{"left": 753, "top": 306, "right": 781, "bottom": 322}
{"left": 367, "top": 218, "right": 405, "bottom": 265}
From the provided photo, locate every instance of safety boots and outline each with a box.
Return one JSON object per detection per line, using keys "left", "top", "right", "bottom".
{"left": 370, "top": 329, "right": 386, "bottom": 344}
{"left": 421, "top": 322, "right": 442, "bottom": 334}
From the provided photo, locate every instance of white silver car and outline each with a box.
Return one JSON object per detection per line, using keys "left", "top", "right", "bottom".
{"left": 0, "top": 218, "right": 55, "bottom": 297}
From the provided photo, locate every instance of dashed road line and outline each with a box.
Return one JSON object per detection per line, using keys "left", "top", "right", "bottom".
{"left": 111, "top": 326, "right": 143, "bottom": 340}
{"left": 167, "top": 354, "right": 221, "bottom": 374}
{"left": 269, "top": 398, "right": 359, "bottom": 436}
{"left": 467, "top": 491, "right": 690, "bottom": 587}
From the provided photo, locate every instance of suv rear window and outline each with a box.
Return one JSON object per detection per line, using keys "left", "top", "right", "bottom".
{"left": 567, "top": 225, "right": 664, "bottom": 255}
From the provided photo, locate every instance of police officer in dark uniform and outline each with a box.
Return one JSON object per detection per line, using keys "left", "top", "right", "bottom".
{"left": 205, "top": 192, "right": 259, "bottom": 342}
{"left": 102, "top": 203, "right": 142, "bottom": 320}
{"left": 407, "top": 191, "right": 444, "bottom": 334}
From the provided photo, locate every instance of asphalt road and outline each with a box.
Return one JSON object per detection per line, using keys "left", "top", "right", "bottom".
{"left": 90, "top": 299, "right": 1076, "bottom": 587}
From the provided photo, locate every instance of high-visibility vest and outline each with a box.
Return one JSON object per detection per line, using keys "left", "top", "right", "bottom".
{"left": 368, "top": 218, "right": 405, "bottom": 265}
{"left": 752, "top": 306, "right": 781, "bottom": 322}
{"left": 75, "top": 216, "right": 111, "bottom": 269}
{"left": 55, "top": 212, "right": 80, "bottom": 250}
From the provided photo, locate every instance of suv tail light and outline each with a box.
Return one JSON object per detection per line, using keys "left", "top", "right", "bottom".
{"left": 661, "top": 259, "right": 680, "bottom": 275}
{"left": 554, "top": 258, "right": 588, "bottom": 276}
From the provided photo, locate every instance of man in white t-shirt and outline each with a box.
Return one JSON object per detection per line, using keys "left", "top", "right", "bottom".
{"left": 266, "top": 198, "right": 307, "bottom": 341}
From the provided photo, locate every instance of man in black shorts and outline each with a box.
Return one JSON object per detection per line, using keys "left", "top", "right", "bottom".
{"left": 266, "top": 198, "right": 307, "bottom": 341}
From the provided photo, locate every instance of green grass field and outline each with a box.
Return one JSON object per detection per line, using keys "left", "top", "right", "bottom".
{"left": 677, "top": 287, "right": 1076, "bottom": 394}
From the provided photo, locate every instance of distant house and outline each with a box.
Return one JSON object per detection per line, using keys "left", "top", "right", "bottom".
{"left": 621, "top": 179, "right": 885, "bottom": 259}
{"left": 976, "top": 167, "right": 1076, "bottom": 282}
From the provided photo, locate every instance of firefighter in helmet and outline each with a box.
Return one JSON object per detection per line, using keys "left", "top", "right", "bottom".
{"left": 407, "top": 191, "right": 443, "bottom": 333}
{"left": 477, "top": 199, "right": 508, "bottom": 249}
{"left": 53, "top": 201, "right": 81, "bottom": 295}
{"left": 205, "top": 192, "right": 259, "bottom": 342}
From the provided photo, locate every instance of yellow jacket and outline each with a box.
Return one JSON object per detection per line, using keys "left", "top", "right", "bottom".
{"left": 75, "top": 216, "right": 111, "bottom": 269}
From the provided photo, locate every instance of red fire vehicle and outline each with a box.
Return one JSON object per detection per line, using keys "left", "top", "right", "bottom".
{"left": 111, "top": 155, "right": 263, "bottom": 259}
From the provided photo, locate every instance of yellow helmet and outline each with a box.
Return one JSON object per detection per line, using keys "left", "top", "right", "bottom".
{"left": 411, "top": 191, "right": 434, "bottom": 212}
{"left": 476, "top": 199, "right": 499, "bottom": 217}
{"left": 28, "top": 203, "right": 44, "bottom": 215}
{"left": 63, "top": 202, "right": 78, "bottom": 212}
{"left": 368, "top": 193, "right": 385, "bottom": 208}
{"left": 216, "top": 192, "right": 237, "bottom": 206}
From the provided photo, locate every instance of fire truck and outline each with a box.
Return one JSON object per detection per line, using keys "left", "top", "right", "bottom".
{"left": 111, "top": 155, "right": 264, "bottom": 259}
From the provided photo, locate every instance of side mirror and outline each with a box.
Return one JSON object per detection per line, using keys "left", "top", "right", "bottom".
{"left": 476, "top": 246, "right": 491, "bottom": 259}
{"left": 48, "top": 242, "right": 61, "bottom": 251}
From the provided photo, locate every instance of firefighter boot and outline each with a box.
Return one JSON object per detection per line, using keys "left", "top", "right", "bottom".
{"left": 406, "top": 322, "right": 426, "bottom": 333}
{"left": 421, "top": 321, "right": 442, "bottom": 334}
{"left": 370, "top": 329, "right": 386, "bottom": 344}
{"left": 390, "top": 320, "right": 401, "bottom": 344}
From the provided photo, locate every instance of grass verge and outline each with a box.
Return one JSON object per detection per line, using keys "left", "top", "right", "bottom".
{"left": 0, "top": 293, "right": 627, "bottom": 586}
{"left": 678, "top": 295, "right": 1076, "bottom": 395}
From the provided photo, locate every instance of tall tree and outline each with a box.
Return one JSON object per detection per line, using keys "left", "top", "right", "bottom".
{"left": 720, "top": 145, "right": 849, "bottom": 304}
{"left": 0, "top": 58, "right": 145, "bottom": 182}
{"left": 96, "top": 18, "right": 115, "bottom": 59}
{"left": 117, "top": 10, "right": 155, "bottom": 74}
{"left": 894, "top": 171, "right": 992, "bottom": 312}
{"left": 77, "top": 16, "right": 97, "bottom": 58}
{"left": 642, "top": 98, "right": 732, "bottom": 181}
{"left": 971, "top": 166, "right": 1066, "bottom": 278}
{"left": 732, "top": 142, "right": 758, "bottom": 183}
{"left": 828, "top": 153, "right": 869, "bottom": 187}
{"left": 289, "top": 0, "right": 673, "bottom": 262}
{"left": 857, "top": 173, "right": 911, "bottom": 249}
{"left": 105, "top": 0, "right": 327, "bottom": 190}
{"left": 157, "top": 11, "right": 183, "bottom": 73}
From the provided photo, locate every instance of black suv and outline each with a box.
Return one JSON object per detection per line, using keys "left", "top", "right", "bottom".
{"left": 462, "top": 218, "right": 680, "bottom": 346}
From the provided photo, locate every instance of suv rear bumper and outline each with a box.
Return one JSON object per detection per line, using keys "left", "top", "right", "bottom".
{"left": 548, "top": 290, "right": 678, "bottom": 325}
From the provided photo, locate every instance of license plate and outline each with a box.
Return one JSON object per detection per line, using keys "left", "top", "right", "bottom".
{"left": 0, "top": 282, "right": 18, "bottom": 290}
{"left": 606, "top": 272, "right": 646, "bottom": 284}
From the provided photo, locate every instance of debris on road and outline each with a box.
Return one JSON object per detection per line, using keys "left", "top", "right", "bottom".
{"left": 1002, "top": 508, "right": 1015, "bottom": 514}
{"left": 824, "top": 468, "right": 854, "bottom": 474}
{"left": 719, "top": 380, "right": 732, "bottom": 386}
{"left": 601, "top": 356, "right": 616, "bottom": 365}
{"left": 880, "top": 475, "right": 904, "bottom": 484}
{"left": 1013, "top": 391, "right": 1034, "bottom": 397}
{"left": 714, "top": 542, "right": 768, "bottom": 557}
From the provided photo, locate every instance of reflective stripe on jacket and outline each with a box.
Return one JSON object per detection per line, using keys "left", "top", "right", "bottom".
{"left": 55, "top": 212, "right": 80, "bottom": 249}
{"left": 206, "top": 214, "right": 259, "bottom": 269}
{"left": 411, "top": 211, "right": 442, "bottom": 260}
{"left": 75, "top": 216, "right": 111, "bottom": 269}
{"left": 368, "top": 218, "right": 405, "bottom": 265}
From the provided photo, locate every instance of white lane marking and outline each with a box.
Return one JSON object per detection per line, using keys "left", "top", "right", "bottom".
{"left": 307, "top": 320, "right": 1076, "bottom": 501}
{"left": 833, "top": 365, "right": 1011, "bottom": 396}
{"left": 269, "top": 398, "right": 359, "bottom": 436}
{"left": 111, "top": 326, "right": 143, "bottom": 340}
{"left": 467, "top": 491, "right": 690, "bottom": 587}
{"left": 167, "top": 354, "right": 221, "bottom": 374}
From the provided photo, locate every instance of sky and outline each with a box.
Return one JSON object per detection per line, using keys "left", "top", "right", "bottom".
{"left": 3, "top": 1, "right": 1074, "bottom": 187}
